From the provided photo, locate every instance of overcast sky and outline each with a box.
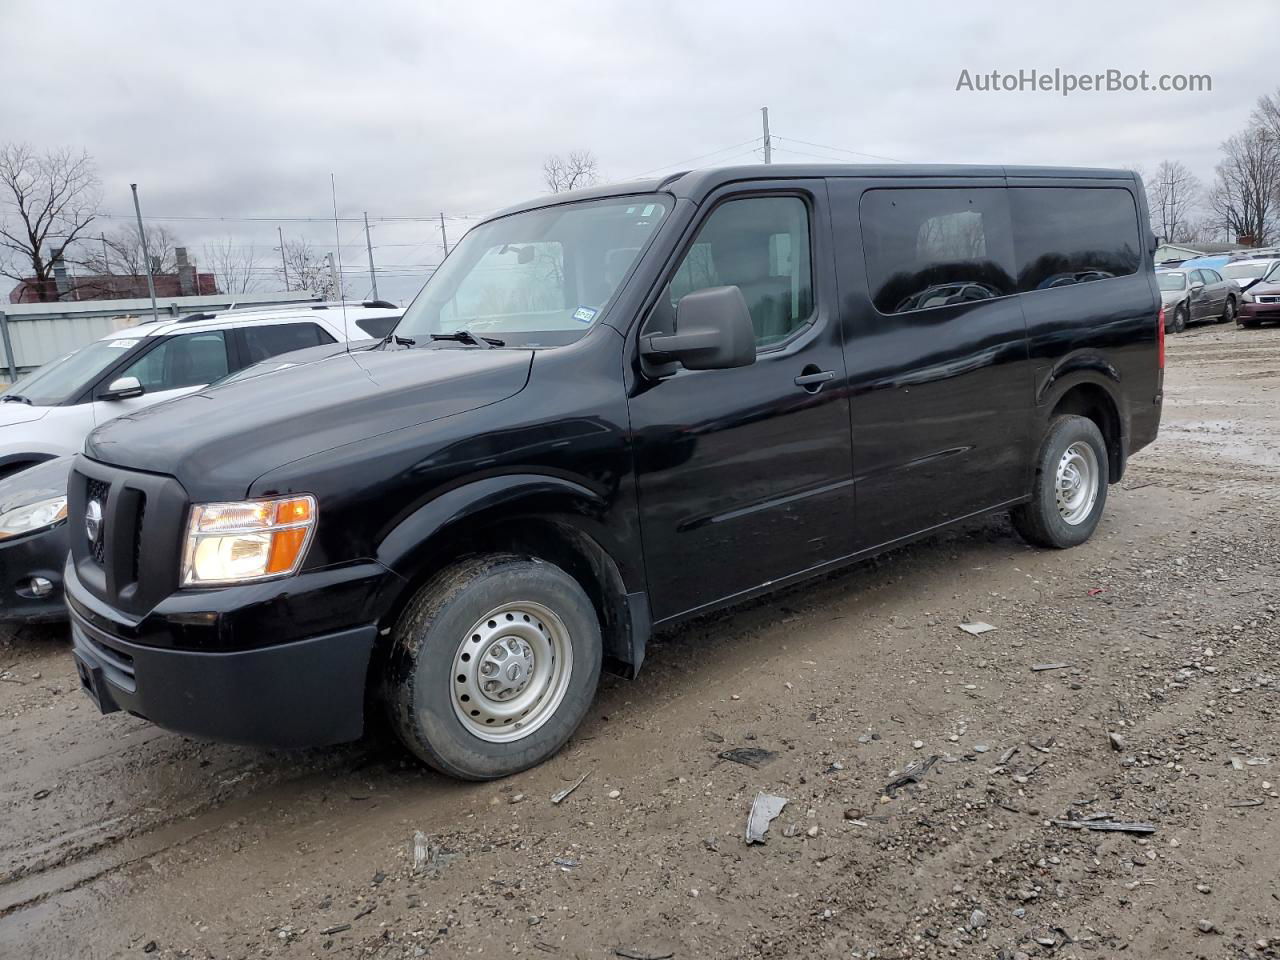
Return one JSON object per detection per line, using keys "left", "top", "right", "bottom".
{"left": 2, "top": 0, "right": 1275, "bottom": 303}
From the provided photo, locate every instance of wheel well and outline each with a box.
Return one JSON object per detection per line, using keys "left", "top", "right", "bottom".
{"left": 379, "top": 514, "right": 637, "bottom": 676}
{"left": 1051, "top": 384, "right": 1123, "bottom": 482}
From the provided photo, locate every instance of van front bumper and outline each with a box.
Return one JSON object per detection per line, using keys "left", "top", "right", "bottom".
{"left": 71, "top": 609, "right": 378, "bottom": 747}
{"left": 65, "top": 559, "right": 392, "bottom": 747}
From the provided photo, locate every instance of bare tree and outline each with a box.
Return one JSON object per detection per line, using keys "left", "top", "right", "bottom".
{"left": 542, "top": 150, "right": 600, "bottom": 194}
{"left": 278, "top": 236, "right": 344, "bottom": 299}
{"left": 1208, "top": 126, "right": 1280, "bottom": 246}
{"left": 79, "top": 223, "right": 181, "bottom": 277}
{"left": 0, "top": 143, "right": 101, "bottom": 301}
{"left": 203, "top": 237, "right": 260, "bottom": 294}
{"left": 1147, "top": 160, "right": 1203, "bottom": 243}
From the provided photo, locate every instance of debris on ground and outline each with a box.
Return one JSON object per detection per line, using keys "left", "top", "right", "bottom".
{"left": 958, "top": 621, "right": 996, "bottom": 635}
{"left": 550, "top": 771, "right": 590, "bottom": 804}
{"left": 1108, "top": 732, "right": 1128, "bottom": 751}
{"left": 1051, "top": 817, "right": 1156, "bottom": 835}
{"left": 613, "top": 949, "right": 674, "bottom": 960}
{"left": 883, "top": 755, "right": 939, "bottom": 796}
{"left": 319, "top": 923, "right": 351, "bottom": 936}
{"left": 1030, "top": 662, "right": 1071, "bottom": 672}
{"left": 745, "top": 792, "right": 788, "bottom": 844}
{"left": 717, "top": 746, "right": 777, "bottom": 769}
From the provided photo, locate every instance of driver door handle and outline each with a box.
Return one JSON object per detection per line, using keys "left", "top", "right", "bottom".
{"left": 794, "top": 368, "right": 835, "bottom": 391}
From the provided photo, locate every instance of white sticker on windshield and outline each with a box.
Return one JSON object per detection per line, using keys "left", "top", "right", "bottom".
{"left": 572, "top": 306, "right": 597, "bottom": 324}
{"left": 108, "top": 338, "right": 139, "bottom": 348}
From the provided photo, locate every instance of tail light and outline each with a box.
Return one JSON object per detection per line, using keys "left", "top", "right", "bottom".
{"left": 1157, "top": 306, "right": 1165, "bottom": 369}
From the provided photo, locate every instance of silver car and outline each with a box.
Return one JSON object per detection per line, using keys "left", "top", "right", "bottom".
{"left": 1156, "top": 268, "right": 1241, "bottom": 333}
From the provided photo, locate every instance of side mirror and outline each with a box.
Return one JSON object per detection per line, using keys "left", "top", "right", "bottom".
{"left": 100, "top": 376, "right": 144, "bottom": 401}
{"left": 640, "top": 286, "right": 756, "bottom": 372}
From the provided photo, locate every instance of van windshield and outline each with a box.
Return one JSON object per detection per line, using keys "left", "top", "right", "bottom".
{"left": 2, "top": 336, "right": 140, "bottom": 406}
{"left": 397, "top": 195, "right": 670, "bottom": 348}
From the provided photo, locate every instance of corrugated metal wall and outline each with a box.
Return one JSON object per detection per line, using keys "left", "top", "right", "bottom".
{"left": 3, "top": 314, "right": 139, "bottom": 372}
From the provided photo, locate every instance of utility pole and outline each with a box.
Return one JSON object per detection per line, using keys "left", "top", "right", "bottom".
{"left": 277, "top": 226, "right": 289, "bottom": 291}
{"left": 439, "top": 212, "right": 450, "bottom": 257}
{"left": 326, "top": 252, "right": 340, "bottom": 299}
{"left": 363, "top": 212, "right": 378, "bottom": 300}
{"left": 100, "top": 233, "right": 110, "bottom": 273}
{"left": 130, "top": 184, "right": 160, "bottom": 323}
{"left": 761, "top": 106, "right": 772, "bottom": 164}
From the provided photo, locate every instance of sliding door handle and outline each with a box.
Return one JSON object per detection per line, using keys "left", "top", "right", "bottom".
{"left": 794, "top": 368, "right": 835, "bottom": 392}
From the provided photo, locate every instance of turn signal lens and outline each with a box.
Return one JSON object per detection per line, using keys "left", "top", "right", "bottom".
{"left": 181, "top": 495, "right": 316, "bottom": 586}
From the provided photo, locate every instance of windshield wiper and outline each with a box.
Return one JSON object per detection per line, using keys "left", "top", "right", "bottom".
{"left": 1, "top": 394, "right": 31, "bottom": 404}
{"left": 381, "top": 333, "right": 417, "bottom": 348}
{"left": 429, "top": 330, "right": 504, "bottom": 349}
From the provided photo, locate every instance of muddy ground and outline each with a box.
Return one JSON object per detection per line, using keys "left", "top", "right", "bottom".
{"left": 2, "top": 321, "right": 1278, "bottom": 960}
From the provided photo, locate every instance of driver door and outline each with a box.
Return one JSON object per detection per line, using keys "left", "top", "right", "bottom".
{"left": 627, "top": 184, "right": 854, "bottom": 623}
{"left": 92, "top": 330, "right": 231, "bottom": 424}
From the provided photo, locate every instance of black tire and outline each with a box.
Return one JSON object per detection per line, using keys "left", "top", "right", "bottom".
{"left": 385, "top": 553, "right": 602, "bottom": 780}
{"left": 1220, "top": 297, "right": 1235, "bottom": 324}
{"left": 1172, "top": 303, "right": 1188, "bottom": 333}
{"left": 1241, "top": 318, "right": 1260, "bottom": 329}
{"left": 1010, "top": 415, "right": 1109, "bottom": 549}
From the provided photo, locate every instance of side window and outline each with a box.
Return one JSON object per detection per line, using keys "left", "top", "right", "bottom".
{"left": 240, "top": 322, "right": 334, "bottom": 364}
{"left": 860, "top": 188, "right": 1014, "bottom": 314}
{"left": 355, "top": 315, "right": 399, "bottom": 339}
{"left": 1204, "top": 269, "right": 1223, "bottom": 283}
{"left": 1010, "top": 187, "right": 1141, "bottom": 291}
{"left": 666, "top": 195, "right": 812, "bottom": 348}
{"left": 1190, "top": 270, "right": 1209, "bottom": 286}
{"left": 119, "top": 331, "right": 229, "bottom": 391}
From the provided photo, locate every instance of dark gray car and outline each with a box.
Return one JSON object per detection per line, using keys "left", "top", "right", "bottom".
{"left": 1157, "top": 268, "right": 1240, "bottom": 332}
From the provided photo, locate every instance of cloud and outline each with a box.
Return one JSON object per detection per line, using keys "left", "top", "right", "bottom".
{"left": 2, "top": 0, "right": 1273, "bottom": 302}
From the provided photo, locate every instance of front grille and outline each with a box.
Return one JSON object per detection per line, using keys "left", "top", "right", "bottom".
{"left": 70, "top": 458, "right": 187, "bottom": 618}
{"left": 86, "top": 478, "right": 109, "bottom": 564}
{"left": 1257, "top": 295, "right": 1280, "bottom": 304}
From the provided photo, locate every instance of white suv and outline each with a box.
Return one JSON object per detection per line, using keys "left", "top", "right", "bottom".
{"left": 0, "top": 301, "right": 401, "bottom": 479}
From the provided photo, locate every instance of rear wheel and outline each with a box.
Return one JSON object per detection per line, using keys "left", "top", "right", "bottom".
{"left": 1011, "top": 415, "right": 1109, "bottom": 549}
{"left": 386, "top": 553, "right": 602, "bottom": 780}
{"left": 1221, "top": 298, "right": 1236, "bottom": 324}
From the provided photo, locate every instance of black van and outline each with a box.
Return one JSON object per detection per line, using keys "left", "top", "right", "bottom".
{"left": 66, "top": 165, "right": 1162, "bottom": 779}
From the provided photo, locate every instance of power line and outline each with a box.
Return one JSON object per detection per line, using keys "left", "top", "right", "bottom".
{"left": 620, "top": 137, "right": 764, "bottom": 180}
{"left": 771, "top": 135, "right": 907, "bottom": 164}
{"left": 93, "top": 212, "right": 484, "bottom": 224}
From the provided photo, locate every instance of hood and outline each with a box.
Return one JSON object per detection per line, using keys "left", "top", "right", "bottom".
{"left": 1159, "top": 288, "right": 1186, "bottom": 304}
{"left": 85, "top": 345, "right": 533, "bottom": 500}
{"left": 1245, "top": 281, "right": 1280, "bottom": 297}
{"left": 0, "top": 401, "right": 51, "bottom": 427}
{"left": 0, "top": 455, "right": 72, "bottom": 514}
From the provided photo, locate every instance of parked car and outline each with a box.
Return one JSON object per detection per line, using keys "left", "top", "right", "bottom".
{"left": 1220, "top": 258, "right": 1280, "bottom": 297}
{"left": 0, "top": 309, "right": 401, "bottom": 622}
{"left": 1156, "top": 267, "right": 1239, "bottom": 332}
{"left": 0, "top": 301, "right": 401, "bottom": 481}
{"left": 65, "top": 164, "right": 1162, "bottom": 779}
{"left": 1238, "top": 260, "right": 1280, "bottom": 327}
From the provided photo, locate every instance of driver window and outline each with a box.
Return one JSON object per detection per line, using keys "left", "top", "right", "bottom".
{"left": 666, "top": 196, "right": 813, "bottom": 348}
{"left": 119, "top": 332, "right": 229, "bottom": 391}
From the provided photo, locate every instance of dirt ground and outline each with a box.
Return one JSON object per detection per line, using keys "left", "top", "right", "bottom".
{"left": 2, "top": 320, "right": 1278, "bottom": 960}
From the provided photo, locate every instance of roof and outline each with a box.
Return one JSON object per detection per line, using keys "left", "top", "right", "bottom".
{"left": 489, "top": 163, "right": 1140, "bottom": 220}
{"left": 100, "top": 301, "right": 402, "bottom": 339}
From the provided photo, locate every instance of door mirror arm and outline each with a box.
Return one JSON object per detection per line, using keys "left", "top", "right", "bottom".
{"left": 99, "top": 376, "right": 144, "bottom": 401}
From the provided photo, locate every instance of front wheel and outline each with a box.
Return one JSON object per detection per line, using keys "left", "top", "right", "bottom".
{"left": 1221, "top": 298, "right": 1236, "bottom": 324}
{"left": 386, "top": 553, "right": 602, "bottom": 780}
{"left": 1172, "top": 303, "right": 1188, "bottom": 333}
{"left": 1011, "top": 415, "right": 1109, "bottom": 549}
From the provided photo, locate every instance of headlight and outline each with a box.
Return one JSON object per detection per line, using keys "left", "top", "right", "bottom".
{"left": 181, "top": 495, "right": 316, "bottom": 586}
{"left": 1243, "top": 291, "right": 1255, "bottom": 303}
{"left": 0, "top": 495, "right": 67, "bottom": 540}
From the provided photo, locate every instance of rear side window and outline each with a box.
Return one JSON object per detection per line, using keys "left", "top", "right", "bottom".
{"left": 241, "top": 322, "right": 334, "bottom": 364}
{"left": 355, "top": 315, "right": 399, "bottom": 339}
{"left": 667, "top": 195, "right": 813, "bottom": 347}
{"left": 120, "top": 331, "right": 230, "bottom": 391}
{"left": 860, "top": 188, "right": 1015, "bottom": 314}
{"left": 1010, "top": 188, "right": 1141, "bottom": 291}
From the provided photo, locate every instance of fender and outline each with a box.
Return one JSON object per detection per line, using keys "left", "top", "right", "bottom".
{"left": 1034, "top": 358, "right": 1128, "bottom": 480}
{"left": 374, "top": 473, "right": 652, "bottom": 674}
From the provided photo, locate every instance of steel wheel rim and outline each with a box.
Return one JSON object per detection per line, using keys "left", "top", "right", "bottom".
{"left": 450, "top": 601, "right": 573, "bottom": 743}
{"left": 1055, "top": 441, "right": 1099, "bottom": 525}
